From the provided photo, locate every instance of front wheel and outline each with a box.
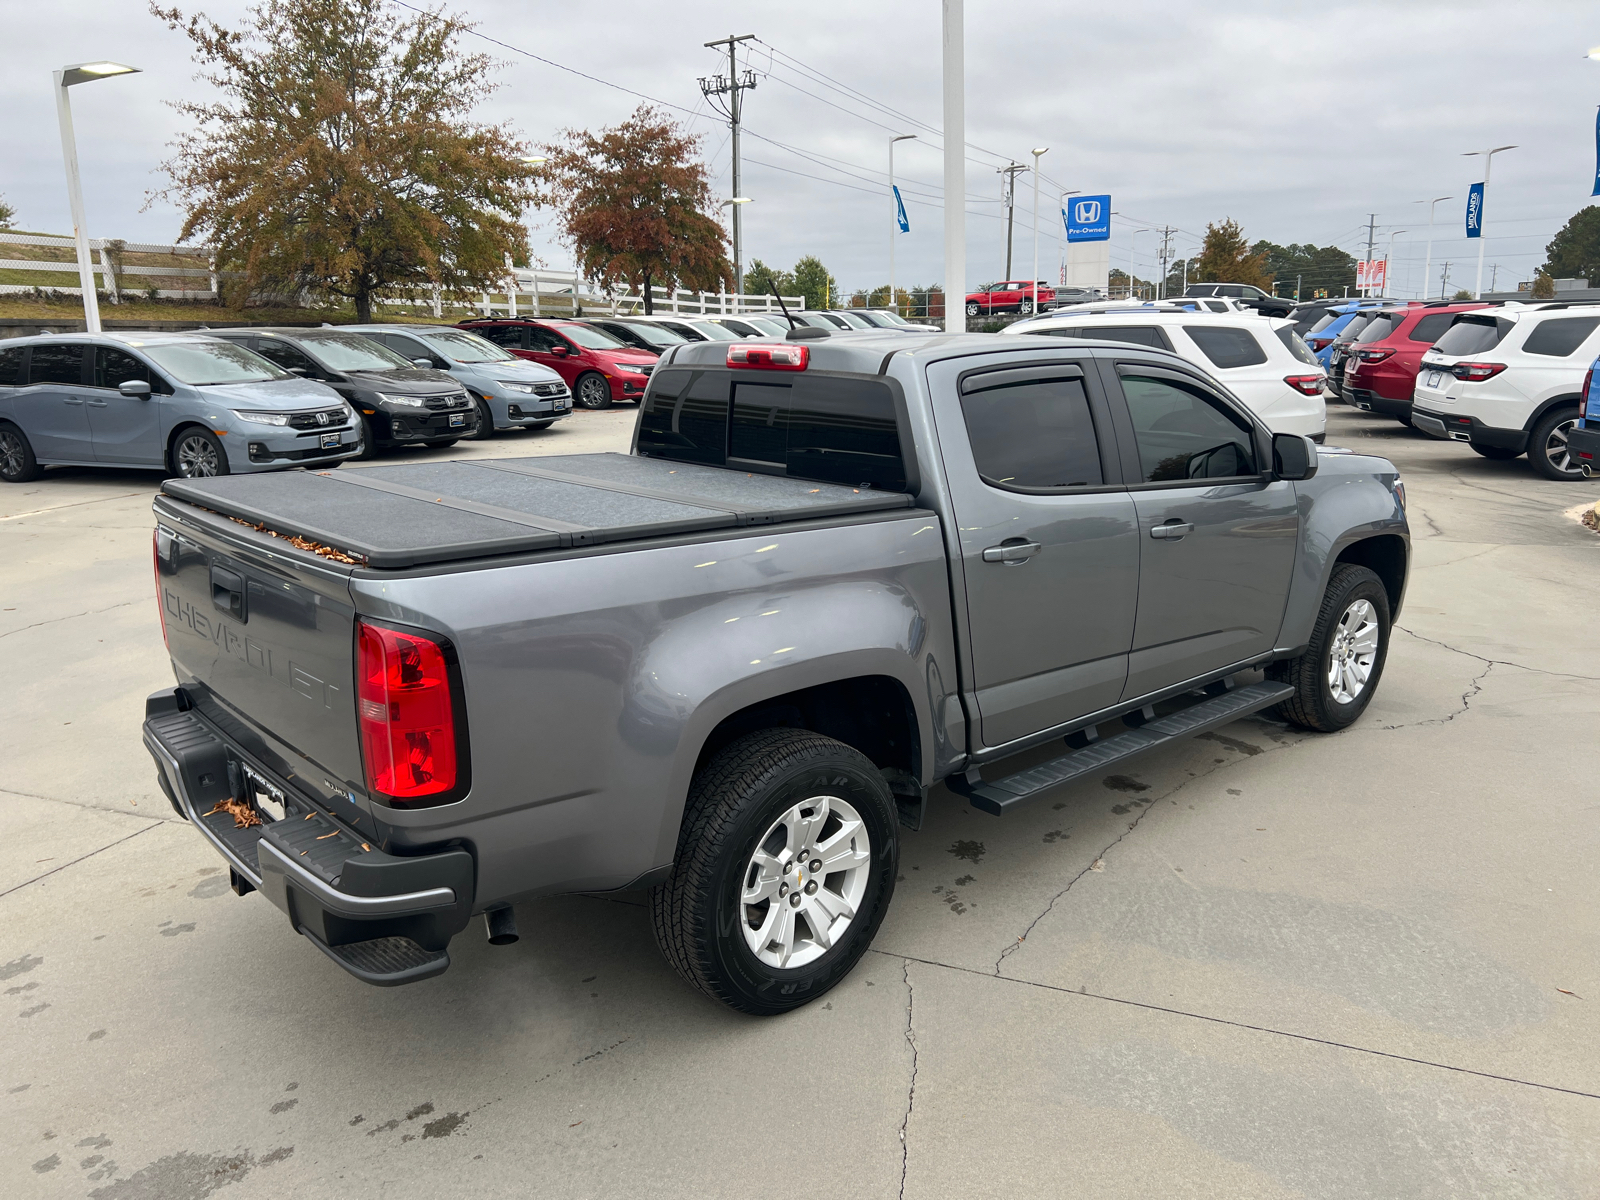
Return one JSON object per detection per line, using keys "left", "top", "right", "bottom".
{"left": 1527, "top": 406, "right": 1583, "bottom": 481}
{"left": 575, "top": 372, "right": 612, "bottom": 409}
{"left": 1268, "top": 563, "right": 1391, "bottom": 732}
{"left": 1018, "top": 299, "right": 1034, "bottom": 315}
{"left": 649, "top": 729, "right": 899, "bottom": 1015}
{"left": 352, "top": 415, "right": 379, "bottom": 461}
{"left": 1469, "top": 443, "right": 1520, "bottom": 461}
{"left": 0, "top": 423, "right": 42, "bottom": 483}
{"left": 464, "top": 397, "right": 495, "bottom": 440}
{"left": 170, "top": 428, "right": 230, "bottom": 478}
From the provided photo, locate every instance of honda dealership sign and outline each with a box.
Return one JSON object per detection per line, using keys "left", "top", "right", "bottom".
{"left": 1066, "top": 195, "right": 1111, "bottom": 242}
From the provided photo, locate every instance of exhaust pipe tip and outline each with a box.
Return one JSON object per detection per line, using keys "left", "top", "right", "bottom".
{"left": 484, "top": 906, "right": 519, "bottom": 946}
{"left": 1583, "top": 464, "right": 1594, "bottom": 479}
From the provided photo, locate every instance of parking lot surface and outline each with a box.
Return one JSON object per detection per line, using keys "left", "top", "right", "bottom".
{"left": 4, "top": 406, "right": 1599, "bottom": 1198}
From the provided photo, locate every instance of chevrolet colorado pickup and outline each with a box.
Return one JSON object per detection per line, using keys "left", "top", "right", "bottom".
{"left": 143, "top": 329, "right": 1409, "bottom": 1014}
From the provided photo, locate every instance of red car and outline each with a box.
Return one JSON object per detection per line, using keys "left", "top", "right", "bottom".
{"left": 1340, "top": 301, "right": 1491, "bottom": 427}
{"left": 965, "top": 280, "right": 1055, "bottom": 317}
{"left": 458, "top": 317, "right": 659, "bottom": 408}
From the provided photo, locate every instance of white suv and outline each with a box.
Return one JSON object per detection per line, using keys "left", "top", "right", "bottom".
{"left": 1411, "top": 303, "right": 1600, "bottom": 480}
{"left": 1003, "top": 308, "right": 1327, "bottom": 438}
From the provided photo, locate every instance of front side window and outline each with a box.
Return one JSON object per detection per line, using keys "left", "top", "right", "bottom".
{"left": 250, "top": 339, "right": 318, "bottom": 374}
{"left": 292, "top": 333, "right": 410, "bottom": 372}
{"left": 27, "top": 343, "right": 84, "bottom": 386}
{"left": 524, "top": 326, "right": 563, "bottom": 352}
{"left": 95, "top": 347, "right": 156, "bottom": 390}
{"left": 1184, "top": 325, "right": 1269, "bottom": 369}
{"left": 1121, "top": 374, "right": 1258, "bottom": 483}
{"left": 143, "top": 340, "right": 288, "bottom": 385}
{"left": 1522, "top": 316, "right": 1600, "bottom": 358}
{"left": 0, "top": 346, "right": 23, "bottom": 386}
{"left": 960, "top": 373, "right": 1104, "bottom": 490}
{"left": 474, "top": 325, "right": 527, "bottom": 349}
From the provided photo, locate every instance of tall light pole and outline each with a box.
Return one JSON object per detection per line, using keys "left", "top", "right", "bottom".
{"left": 1463, "top": 145, "right": 1516, "bottom": 300}
{"left": 1055, "top": 189, "right": 1081, "bottom": 288}
{"left": 942, "top": 0, "right": 964, "bottom": 333}
{"left": 889, "top": 134, "right": 916, "bottom": 315}
{"left": 54, "top": 61, "right": 140, "bottom": 333}
{"left": 1385, "top": 229, "right": 1407, "bottom": 298}
{"left": 1127, "top": 228, "right": 1151, "bottom": 299}
{"left": 1414, "top": 195, "right": 1452, "bottom": 300}
{"left": 1029, "top": 147, "right": 1048, "bottom": 313}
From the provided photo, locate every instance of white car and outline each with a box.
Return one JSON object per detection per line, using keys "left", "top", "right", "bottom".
{"left": 1410, "top": 302, "right": 1600, "bottom": 480}
{"left": 1003, "top": 309, "right": 1327, "bottom": 439}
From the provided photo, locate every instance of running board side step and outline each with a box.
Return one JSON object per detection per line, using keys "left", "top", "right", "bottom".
{"left": 948, "top": 681, "right": 1294, "bottom": 816}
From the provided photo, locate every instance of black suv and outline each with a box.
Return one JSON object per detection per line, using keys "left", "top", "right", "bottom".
{"left": 206, "top": 328, "right": 477, "bottom": 456}
{"left": 1184, "top": 283, "right": 1293, "bottom": 318}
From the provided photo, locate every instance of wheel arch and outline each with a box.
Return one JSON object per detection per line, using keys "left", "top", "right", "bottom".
{"left": 165, "top": 421, "right": 221, "bottom": 472}
{"left": 1522, "top": 392, "right": 1582, "bottom": 432}
{"left": 1332, "top": 534, "right": 1408, "bottom": 620}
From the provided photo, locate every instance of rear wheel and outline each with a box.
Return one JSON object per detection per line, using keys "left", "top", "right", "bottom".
{"left": 575, "top": 372, "right": 612, "bottom": 409}
{"left": 464, "top": 397, "right": 495, "bottom": 440}
{"left": 650, "top": 729, "right": 898, "bottom": 1015}
{"left": 1018, "top": 299, "right": 1034, "bottom": 315}
{"left": 1268, "top": 563, "right": 1391, "bottom": 733}
{"left": 0, "top": 423, "right": 42, "bottom": 483}
{"left": 965, "top": 302, "right": 981, "bottom": 317}
{"left": 1469, "top": 443, "right": 1520, "bottom": 461}
{"left": 1394, "top": 412, "right": 1414, "bottom": 428}
{"left": 352, "top": 415, "right": 379, "bottom": 460}
{"left": 170, "top": 427, "right": 229, "bottom": 478}
{"left": 1527, "top": 406, "right": 1583, "bottom": 481}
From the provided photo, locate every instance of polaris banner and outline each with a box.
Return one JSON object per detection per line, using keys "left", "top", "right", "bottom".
{"left": 1465, "top": 182, "right": 1485, "bottom": 238}
{"left": 893, "top": 186, "right": 909, "bottom": 233}
{"left": 1066, "top": 195, "right": 1111, "bottom": 242}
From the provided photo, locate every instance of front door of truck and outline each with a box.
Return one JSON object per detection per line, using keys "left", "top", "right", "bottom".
{"left": 927, "top": 354, "right": 1140, "bottom": 749}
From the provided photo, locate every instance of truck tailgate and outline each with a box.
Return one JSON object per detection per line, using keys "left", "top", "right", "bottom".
{"left": 153, "top": 496, "right": 370, "bottom": 825}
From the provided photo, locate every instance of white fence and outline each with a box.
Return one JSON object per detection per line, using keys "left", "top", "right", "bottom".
{"left": 0, "top": 231, "right": 221, "bottom": 301}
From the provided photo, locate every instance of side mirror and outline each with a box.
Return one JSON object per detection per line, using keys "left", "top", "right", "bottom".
{"left": 287, "top": 367, "right": 311, "bottom": 377}
{"left": 1273, "top": 432, "right": 1318, "bottom": 481}
{"left": 411, "top": 358, "right": 433, "bottom": 369}
{"left": 118, "top": 379, "right": 152, "bottom": 399}
{"left": 550, "top": 344, "right": 570, "bottom": 357}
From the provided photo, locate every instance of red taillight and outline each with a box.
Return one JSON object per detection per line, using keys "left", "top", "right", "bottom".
{"left": 152, "top": 529, "right": 169, "bottom": 649}
{"left": 1355, "top": 348, "right": 1394, "bottom": 363}
{"left": 1284, "top": 374, "right": 1325, "bottom": 396}
{"left": 1451, "top": 361, "right": 1507, "bottom": 382}
{"left": 356, "top": 620, "right": 461, "bottom": 805}
{"left": 727, "top": 342, "right": 808, "bottom": 370}
{"left": 1307, "top": 337, "right": 1332, "bottom": 351}
{"left": 1581, "top": 367, "right": 1594, "bottom": 417}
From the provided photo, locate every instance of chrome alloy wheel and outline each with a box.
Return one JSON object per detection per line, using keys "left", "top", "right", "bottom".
{"left": 0, "top": 429, "right": 25, "bottom": 479}
{"left": 1543, "top": 415, "right": 1580, "bottom": 476}
{"left": 1327, "top": 598, "right": 1380, "bottom": 705}
{"left": 741, "top": 794, "right": 872, "bottom": 970}
{"left": 175, "top": 433, "right": 222, "bottom": 477}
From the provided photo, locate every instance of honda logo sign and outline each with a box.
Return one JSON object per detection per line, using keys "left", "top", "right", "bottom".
{"left": 1065, "top": 193, "right": 1111, "bottom": 243}
{"left": 1073, "top": 199, "right": 1101, "bottom": 224}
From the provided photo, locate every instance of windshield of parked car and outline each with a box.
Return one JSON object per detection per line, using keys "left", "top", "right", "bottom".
{"left": 744, "top": 316, "right": 791, "bottom": 335}
{"left": 418, "top": 331, "right": 517, "bottom": 362}
{"left": 685, "top": 321, "right": 740, "bottom": 341}
{"left": 873, "top": 311, "right": 912, "bottom": 326}
{"left": 293, "top": 333, "right": 412, "bottom": 371}
{"left": 830, "top": 311, "right": 875, "bottom": 329}
{"left": 1355, "top": 313, "right": 1402, "bottom": 343}
{"left": 142, "top": 340, "right": 289, "bottom": 386}
{"left": 618, "top": 322, "right": 687, "bottom": 347}
{"left": 558, "top": 324, "right": 628, "bottom": 350}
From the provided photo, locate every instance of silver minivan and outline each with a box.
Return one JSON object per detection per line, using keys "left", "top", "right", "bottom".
{"left": 347, "top": 324, "right": 571, "bottom": 439}
{"left": 0, "top": 332, "right": 361, "bottom": 482}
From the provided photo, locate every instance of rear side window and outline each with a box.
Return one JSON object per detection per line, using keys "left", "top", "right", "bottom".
{"left": 1184, "top": 326, "right": 1268, "bottom": 369}
{"left": 1121, "top": 374, "right": 1258, "bottom": 482}
{"left": 1522, "top": 317, "right": 1600, "bottom": 358}
{"left": 0, "top": 346, "right": 21, "bottom": 386}
{"left": 1305, "top": 313, "right": 1341, "bottom": 336}
{"left": 1337, "top": 315, "right": 1372, "bottom": 342}
{"left": 1433, "top": 317, "right": 1508, "bottom": 356}
{"left": 959, "top": 371, "right": 1103, "bottom": 490}
{"left": 1408, "top": 313, "right": 1458, "bottom": 343}
{"left": 1277, "top": 328, "right": 1320, "bottom": 366}
{"left": 26, "top": 343, "right": 84, "bottom": 385}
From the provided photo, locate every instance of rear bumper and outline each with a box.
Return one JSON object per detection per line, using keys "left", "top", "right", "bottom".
{"left": 1411, "top": 408, "right": 1528, "bottom": 452}
{"left": 1569, "top": 424, "right": 1600, "bottom": 468}
{"left": 1344, "top": 386, "right": 1412, "bottom": 418}
{"left": 143, "top": 688, "right": 474, "bottom": 985}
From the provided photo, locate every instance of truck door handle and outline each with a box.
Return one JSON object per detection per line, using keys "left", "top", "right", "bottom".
{"left": 85, "top": 398, "right": 108, "bottom": 408}
{"left": 210, "top": 565, "right": 247, "bottom": 622}
{"left": 1150, "top": 521, "right": 1194, "bottom": 540}
{"left": 982, "top": 541, "right": 1042, "bottom": 564}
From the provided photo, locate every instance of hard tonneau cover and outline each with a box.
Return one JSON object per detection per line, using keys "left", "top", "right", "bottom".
{"left": 161, "top": 453, "right": 914, "bottom": 569}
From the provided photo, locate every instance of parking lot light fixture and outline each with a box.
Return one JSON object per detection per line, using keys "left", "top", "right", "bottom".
{"left": 1128, "top": 228, "right": 1152, "bottom": 300}
{"left": 889, "top": 135, "right": 916, "bottom": 315}
{"left": 1462, "top": 145, "right": 1516, "bottom": 300}
{"left": 1386, "top": 230, "right": 1407, "bottom": 296}
{"left": 1030, "top": 148, "right": 1048, "bottom": 314}
{"left": 1055, "top": 190, "right": 1081, "bottom": 290}
{"left": 1415, "top": 196, "right": 1453, "bottom": 299}
{"left": 1587, "top": 45, "right": 1600, "bottom": 60}
{"left": 54, "top": 60, "right": 140, "bottom": 334}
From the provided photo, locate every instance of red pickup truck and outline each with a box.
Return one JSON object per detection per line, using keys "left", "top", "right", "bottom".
{"left": 965, "top": 280, "right": 1055, "bottom": 317}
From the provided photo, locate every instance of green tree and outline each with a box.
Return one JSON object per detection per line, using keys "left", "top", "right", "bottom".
{"left": 540, "top": 105, "right": 730, "bottom": 314}
{"left": 1193, "top": 219, "right": 1273, "bottom": 288}
{"left": 1538, "top": 204, "right": 1600, "bottom": 285}
{"left": 0, "top": 194, "right": 14, "bottom": 229}
{"left": 744, "top": 258, "right": 794, "bottom": 300}
{"left": 152, "top": 0, "right": 537, "bottom": 321}
{"left": 1452, "top": 289, "right": 1474, "bottom": 301}
{"left": 1531, "top": 271, "right": 1556, "bottom": 299}
{"left": 791, "top": 256, "right": 837, "bottom": 310}
{"left": 1251, "top": 241, "right": 1356, "bottom": 298}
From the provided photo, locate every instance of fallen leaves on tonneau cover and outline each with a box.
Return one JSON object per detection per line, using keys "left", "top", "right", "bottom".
{"left": 205, "top": 797, "right": 262, "bottom": 829}
{"left": 228, "top": 516, "right": 365, "bottom": 565}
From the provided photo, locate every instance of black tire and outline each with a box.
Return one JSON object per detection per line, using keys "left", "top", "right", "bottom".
{"left": 463, "top": 397, "right": 495, "bottom": 440}
{"left": 1268, "top": 563, "right": 1391, "bottom": 733}
{"left": 0, "top": 422, "right": 42, "bottom": 483}
{"left": 1395, "top": 412, "right": 1414, "bottom": 429}
{"left": 1527, "top": 406, "right": 1583, "bottom": 481}
{"left": 575, "top": 372, "right": 612, "bottom": 409}
{"left": 1018, "top": 299, "right": 1034, "bottom": 315}
{"left": 352, "top": 415, "right": 379, "bottom": 460}
{"left": 1469, "top": 443, "right": 1520, "bottom": 461}
{"left": 649, "top": 728, "right": 899, "bottom": 1016}
{"left": 169, "top": 427, "right": 230, "bottom": 478}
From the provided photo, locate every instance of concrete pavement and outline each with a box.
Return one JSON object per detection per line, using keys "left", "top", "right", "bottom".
{"left": 3, "top": 405, "right": 1598, "bottom": 1198}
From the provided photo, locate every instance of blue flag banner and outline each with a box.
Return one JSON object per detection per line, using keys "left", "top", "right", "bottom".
{"left": 893, "top": 186, "right": 909, "bottom": 233}
{"left": 1066, "top": 195, "right": 1112, "bottom": 242}
{"left": 1465, "top": 182, "right": 1485, "bottom": 239}
{"left": 1592, "top": 108, "right": 1600, "bottom": 197}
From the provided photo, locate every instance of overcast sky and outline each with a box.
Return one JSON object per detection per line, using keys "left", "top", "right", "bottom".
{"left": 5, "top": 0, "right": 1598, "bottom": 299}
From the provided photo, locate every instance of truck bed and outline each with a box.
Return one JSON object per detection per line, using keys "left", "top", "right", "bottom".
{"left": 161, "top": 453, "right": 915, "bottom": 569}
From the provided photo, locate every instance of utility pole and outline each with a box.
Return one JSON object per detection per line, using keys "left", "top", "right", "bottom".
{"left": 942, "top": 0, "right": 964, "bottom": 333}
{"left": 998, "top": 162, "right": 1026, "bottom": 280}
{"left": 1490, "top": 263, "right": 1500, "bottom": 293}
{"left": 1363, "top": 213, "right": 1377, "bottom": 297}
{"left": 1440, "top": 261, "right": 1451, "bottom": 298}
{"left": 700, "top": 34, "right": 757, "bottom": 300}
{"left": 1156, "top": 226, "right": 1174, "bottom": 299}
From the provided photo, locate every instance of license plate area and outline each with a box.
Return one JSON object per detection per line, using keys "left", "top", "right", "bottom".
{"left": 1425, "top": 370, "right": 1443, "bottom": 388}
{"left": 448, "top": 412, "right": 465, "bottom": 428}
{"left": 320, "top": 432, "right": 341, "bottom": 449}
{"left": 241, "top": 762, "right": 287, "bottom": 823}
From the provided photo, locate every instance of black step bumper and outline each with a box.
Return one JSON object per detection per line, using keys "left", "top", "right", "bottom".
{"left": 1411, "top": 408, "right": 1528, "bottom": 452}
{"left": 1568, "top": 424, "right": 1600, "bottom": 470}
{"left": 142, "top": 688, "right": 474, "bottom": 985}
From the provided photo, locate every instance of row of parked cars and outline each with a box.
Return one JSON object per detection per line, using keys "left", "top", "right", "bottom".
{"left": 0, "top": 308, "right": 945, "bottom": 482}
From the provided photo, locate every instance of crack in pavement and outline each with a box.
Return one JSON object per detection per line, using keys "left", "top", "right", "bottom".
{"left": 868, "top": 949, "right": 1600, "bottom": 1103}
{"left": 1382, "top": 658, "right": 1493, "bottom": 730}
{"left": 897, "top": 959, "right": 918, "bottom": 1200}
{"left": 0, "top": 821, "right": 163, "bottom": 899}
{"left": 0, "top": 786, "right": 182, "bottom": 823}
{"left": 1395, "top": 625, "right": 1600, "bottom": 682}
{"left": 993, "top": 730, "right": 1304, "bottom": 975}
{"left": 0, "top": 490, "right": 149, "bottom": 522}
{"left": 0, "top": 600, "right": 139, "bottom": 640}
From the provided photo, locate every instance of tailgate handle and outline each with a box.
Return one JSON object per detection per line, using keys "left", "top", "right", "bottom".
{"left": 210, "top": 566, "right": 246, "bottom": 622}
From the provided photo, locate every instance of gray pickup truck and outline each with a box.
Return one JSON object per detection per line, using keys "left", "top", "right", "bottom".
{"left": 143, "top": 329, "right": 1408, "bottom": 1014}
